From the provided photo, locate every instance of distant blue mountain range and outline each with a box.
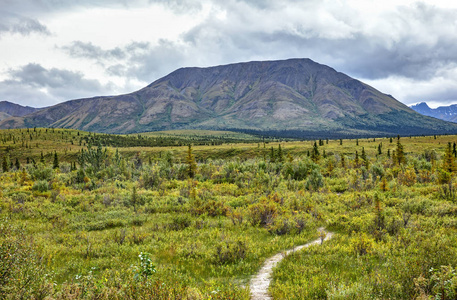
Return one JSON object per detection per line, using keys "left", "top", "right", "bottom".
{"left": 410, "top": 102, "right": 457, "bottom": 123}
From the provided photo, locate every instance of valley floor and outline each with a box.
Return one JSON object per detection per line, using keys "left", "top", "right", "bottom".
{"left": 1, "top": 129, "right": 457, "bottom": 299}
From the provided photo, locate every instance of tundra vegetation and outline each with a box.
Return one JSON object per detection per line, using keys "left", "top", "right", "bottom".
{"left": 1, "top": 128, "right": 457, "bottom": 299}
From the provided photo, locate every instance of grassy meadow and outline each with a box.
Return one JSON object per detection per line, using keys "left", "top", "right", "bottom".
{"left": 1, "top": 128, "right": 457, "bottom": 299}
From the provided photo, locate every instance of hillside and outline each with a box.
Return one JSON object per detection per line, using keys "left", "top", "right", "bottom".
{"left": 1, "top": 58, "right": 456, "bottom": 137}
{"left": 0, "top": 111, "right": 11, "bottom": 121}
{"left": 0, "top": 101, "right": 40, "bottom": 118}
{"left": 410, "top": 102, "right": 457, "bottom": 123}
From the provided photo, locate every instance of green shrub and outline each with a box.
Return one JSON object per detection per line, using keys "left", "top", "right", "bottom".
{"left": 30, "top": 164, "right": 53, "bottom": 181}
{"left": 32, "top": 180, "right": 49, "bottom": 192}
{"left": 248, "top": 198, "right": 278, "bottom": 226}
{"left": 0, "top": 219, "right": 47, "bottom": 299}
{"left": 306, "top": 169, "right": 324, "bottom": 191}
{"left": 168, "top": 214, "right": 192, "bottom": 230}
{"left": 213, "top": 239, "right": 248, "bottom": 265}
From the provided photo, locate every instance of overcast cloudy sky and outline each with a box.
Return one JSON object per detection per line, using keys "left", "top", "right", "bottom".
{"left": 1, "top": 0, "right": 456, "bottom": 108}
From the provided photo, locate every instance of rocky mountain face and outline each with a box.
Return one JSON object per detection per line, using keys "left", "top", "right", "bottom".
{"left": 410, "top": 102, "right": 457, "bottom": 123}
{"left": 0, "top": 101, "right": 40, "bottom": 121}
{"left": 1, "top": 59, "right": 456, "bottom": 137}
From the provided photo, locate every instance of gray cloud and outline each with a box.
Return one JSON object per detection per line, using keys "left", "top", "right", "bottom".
{"left": 177, "top": 1, "right": 457, "bottom": 82}
{"left": 61, "top": 41, "right": 126, "bottom": 62}
{"left": 61, "top": 40, "right": 187, "bottom": 82}
{"left": 0, "top": 0, "right": 202, "bottom": 16}
{"left": 2, "top": 63, "right": 114, "bottom": 105}
{"left": 0, "top": 14, "right": 50, "bottom": 36}
{"left": 11, "top": 17, "right": 50, "bottom": 35}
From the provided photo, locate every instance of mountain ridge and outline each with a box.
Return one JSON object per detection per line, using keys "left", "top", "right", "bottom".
{"left": 410, "top": 102, "right": 457, "bottom": 123}
{"left": 0, "top": 101, "right": 41, "bottom": 121}
{"left": 1, "top": 58, "right": 456, "bottom": 137}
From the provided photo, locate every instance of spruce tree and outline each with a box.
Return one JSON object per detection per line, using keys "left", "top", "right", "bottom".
{"left": 186, "top": 144, "right": 197, "bottom": 178}
{"left": 40, "top": 151, "right": 45, "bottom": 164}
{"left": 277, "top": 144, "right": 284, "bottom": 162}
{"left": 361, "top": 147, "right": 369, "bottom": 168}
{"left": 2, "top": 156, "right": 9, "bottom": 172}
{"left": 443, "top": 142, "right": 457, "bottom": 173}
{"left": 53, "top": 151, "right": 59, "bottom": 169}
{"left": 396, "top": 140, "right": 406, "bottom": 165}
{"left": 270, "top": 147, "right": 276, "bottom": 162}
{"left": 311, "top": 142, "right": 320, "bottom": 162}
{"left": 15, "top": 158, "right": 20, "bottom": 170}
{"left": 132, "top": 186, "right": 138, "bottom": 213}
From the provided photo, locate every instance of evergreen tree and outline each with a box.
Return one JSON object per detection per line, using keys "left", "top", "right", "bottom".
{"left": 453, "top": 142, "right": 457, "bottom": 158}
{"left": 380, "top": 177, "right": 388, "bottom": 192}
{"left": 79, "top": 143, "right": 107, "bottom": 171}
{"left": 277, "top": 144, "right": 284, "bottom": 162}
{"left": 269, "top": 147, "right": 276, "bottom": 162}
{"left": 53, "top": 151, "right": 59, "bottom": 169}
{"left": 40, "top": 151, "right": 45, "bottom": 164}
{"left": 339, "top": 139, "right": 343, "bottom": 145}
{"left": 311, "top": 142, "right": 320, "bottom": 162}
{"left": 132, "top": 186, "right": 138, "bottom": 213}
{"left": 356, "top": 139, "right": 359, "bottom": 146}
{"left": 341, "top": 155, "right": 346, "bottom": 169}
{"left": 355, "top": 151, "right": 359, "bottom": 167}
{"left": 378, "top": 143, "right": 382, "bottom": 155}
{"left": 2, "top": 156, "right": 9, "bottom": 172}
{"left": 15, "top": 158, "right": 20, "bottom": 170}
{"left": 396, "top": 140, "right": 406, "bottom": 165}
{"left": 186, "top": 144, "right": 197, "bottom": 178}
{"left": 443, "top": 142, "right": 457, "bottom": 173}
{"left": 361, "top": 147, "right": 369, "bottom": 168}
{"left": 387, "top": 149, "right": 391, "bottom": 158}
{"left": 114, "top": 148, "right": 121, "bottom": 165}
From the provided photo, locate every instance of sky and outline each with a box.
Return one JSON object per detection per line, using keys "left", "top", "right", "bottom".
{"left": 1, "top": 0, "right": 457, "bottom": 109}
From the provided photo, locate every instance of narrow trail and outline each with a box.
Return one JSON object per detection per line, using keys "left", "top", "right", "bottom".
{"left": 249, "top": 228, "right": 333, "bottom": 300}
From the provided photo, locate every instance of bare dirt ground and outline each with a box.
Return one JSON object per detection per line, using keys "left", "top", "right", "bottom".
{"left": 249, "top": 228, "right": 333, "bottom": 300}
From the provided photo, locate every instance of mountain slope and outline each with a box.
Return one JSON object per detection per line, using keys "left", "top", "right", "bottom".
{"left": 1, "top": 58, "right": 456, "bottom": 137}
{"left": 410, "top": 102, "right": 457, "bottom": 123}
{"left": 0, "top": 101, "right": 40, "bottom": 118}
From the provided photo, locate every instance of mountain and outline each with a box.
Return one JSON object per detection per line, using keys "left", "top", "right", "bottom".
{"left": 1, "top": 58, "right": 456, "bottom": 137}
{"left": 410, "top": 102, "right": 457, "bottom": 123}
{"left": 0, "top": 101, "right": 40, "bottom": 120}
